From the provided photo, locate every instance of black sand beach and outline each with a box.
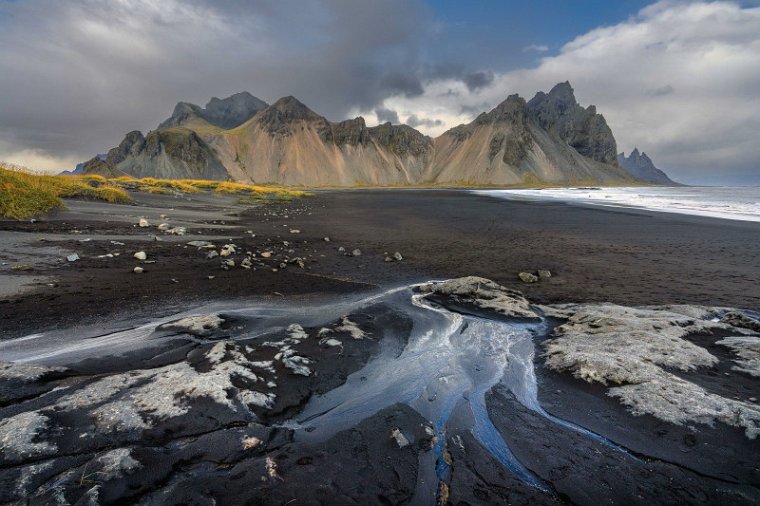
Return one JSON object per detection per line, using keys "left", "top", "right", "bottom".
{"left": 1, "top": 189, "right": 759, "bottom": 505}
{"left": 2, "top": 190, "right": 759, "bottom": 338}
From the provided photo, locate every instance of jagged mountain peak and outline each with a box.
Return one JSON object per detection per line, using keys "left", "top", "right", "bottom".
{"left": 617, "top": 148, "right": 676, "bottom": 185}
{"left": 159, "top": 92, "right": 268, "bottom": 130}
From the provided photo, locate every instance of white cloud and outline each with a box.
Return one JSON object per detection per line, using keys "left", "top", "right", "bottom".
{"left": 374, "top": 1, "right": 760, "bottom": 183}
{"left": 522, "top": 44, "right": 549, "bottom": 53}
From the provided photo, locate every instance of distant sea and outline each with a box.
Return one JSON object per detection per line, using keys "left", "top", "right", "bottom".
{"left": 476, "top": 186, "right": 760, "bottom": 223}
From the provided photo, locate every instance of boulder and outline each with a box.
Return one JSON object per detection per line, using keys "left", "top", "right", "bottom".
{"left": 419, "top": 276, "right": 539, "bottom": 320}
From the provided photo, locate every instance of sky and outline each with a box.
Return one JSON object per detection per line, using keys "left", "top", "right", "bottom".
{"left": 0, "top": 0, "right": 759, "bottom": 184}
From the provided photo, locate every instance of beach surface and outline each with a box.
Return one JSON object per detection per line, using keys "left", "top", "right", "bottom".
{"left": 1, "top": 189, "right": 759, "bottom": 505}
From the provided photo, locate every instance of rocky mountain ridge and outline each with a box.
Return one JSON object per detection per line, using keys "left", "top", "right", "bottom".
{"left": 79, "top": 83, "right": 673, "bottom": 186}
{"left": 617, "top": 148, "right": 677, "bottom": 185}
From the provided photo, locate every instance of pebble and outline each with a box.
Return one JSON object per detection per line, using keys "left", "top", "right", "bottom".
{"left": 206, "top": 250, "right": 219, "bottom": 259}
{"left": 323, "top": 237, "right": 331, "bottom": 242}
{"left": 290, "top": 229, "right": 301, "bottom": 234}
{"left": 134, "top": 251, "right": 147, "bottom": 261}
{"left": 393, "top": 251, "right": 403, "bottom": 261}
{"left": 67, "top": 254, "right": 80, "bottom": 262}
{"left": 138, "top": 218, "right": 149, "bottom": 227}
{"left": 133, "top": 266, "right": 144, "bottom": 274}
{"left": 351, "top": 249, "right": 362, "bottom": 257}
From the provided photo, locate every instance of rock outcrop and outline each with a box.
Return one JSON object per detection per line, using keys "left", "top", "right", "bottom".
{"left": 103, "top": 129, "right": 229, "bottom": 180}
{"left": 527, "top": 82, "right": 618, "bottom": 165}
{"left": 617, "top": 148, "right": 677, "bottom": 185}
{"left": 86, "top": 84, "right": 661, "bottom": 186}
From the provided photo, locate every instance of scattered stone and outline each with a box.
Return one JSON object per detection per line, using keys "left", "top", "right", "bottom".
{"left": 393, "top": 251, "right": 403, "bottom": 261}
{"left": 167, "top": 226, "right": 187, "bottom": 236}
{"left": 335, "top": 317, "right": 366, "bottom": 339}
{"left": 207, "top": 250, "right": 219, "bottom": 259}
{"left": 187, "top": 240, "right": 214, "bottom": 248}
{"left": 537, "top": 269, "right": 552, "bottom": 279}
{"left": 337, "top": 246, "right": 345, "bottom": 253}
{"left": 241, "top": 257, "right": 252, "bottom": 269}
{"left": 260, "top": 251, "right": 272, "bottom": 258}
{"left": 158, "top": 223, "right": 170, "bottom": 231}
{"left": 220, "top": 244, "right": 236, "bottom": 257}
{"left": 242, "top": 436, "right": 262, "bottom": 450}
{"left": 222, "top": 259, "right": 235, "bottom": 270}
{"left": 133, "top": 251, "right": 147, "bottom": 261}
{"left": 351, "top": 249, "right": 362, "bottom": 257}
{"left": 323, "top": 338, "right": 342, "bottom": 348}
{"left": 67, "top": 254, "right": 80, "bottom": 262}
{"left": 138, "top": 218, "right": 149, "bottom": 227}
{"left": 11, "top": 264, "right": 34, "bottom": 271}
{"left": 518, "top": 272, "right": 539, "bottom": 283}
{"left": 323, "top": 237, "right": 331, "bottom": 242}
{"left": 384, "top": 256, "right": 393, "bottom": 262}
{"left": 391, "top": 428, "right": 410, "bottom": 448}
{"left": 133, "top": 267, "right": 144, "bottom": 274}
{"left": 290, "top": 229, "right": 301, "bottom": 234}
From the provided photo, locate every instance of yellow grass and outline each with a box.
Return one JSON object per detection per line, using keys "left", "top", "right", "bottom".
{"left": 0, "top": 165, "right": 131, "bottom": 219}
{"left": 0, "top": 164, "right": 308, "bottom": 219}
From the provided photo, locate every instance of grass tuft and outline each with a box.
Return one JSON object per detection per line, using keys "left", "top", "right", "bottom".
{"left": 0, "top": 165, "right": 131, "bottom": 219}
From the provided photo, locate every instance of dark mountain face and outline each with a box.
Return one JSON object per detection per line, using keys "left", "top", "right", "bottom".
{"left": 254, "top": 96, "right": 328, "bottom": 135}
{"left": 527, "top": 82, "right": 618, "bottom": 165}
{"left": 617, "top": 148, "right": 677, "bottom": 185}
{"left": 158, "top": 92, "right": 268, "bottom": 130}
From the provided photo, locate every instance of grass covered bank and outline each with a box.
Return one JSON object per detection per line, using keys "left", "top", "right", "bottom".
{"left": 0, "top": 164, "right": 309, "bottom": 219}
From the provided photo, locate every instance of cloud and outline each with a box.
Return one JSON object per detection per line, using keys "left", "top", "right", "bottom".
{"left": 462, "top": 71, "right": 494, "bottom": 92}
{"left": 375, "top": 107, "right": 400, "bottom": 124}
{"left": 405, "top": 114, "right": 443, "bottom": 129}
{"left": 0, "top": 0, "right": 432, "bottom": 171}
{"left": 522, "top": 44, "right": 549, "bottom": 53}
{"left": 648, "top": 85, "right": 675, "bottom": 97}
{"left": 377, "top": 1, "right": 760, "bottom": 184}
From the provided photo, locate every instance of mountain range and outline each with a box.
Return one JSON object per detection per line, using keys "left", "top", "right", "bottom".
{"left": 79, "top": 82, "right": 673, "bottom": 186}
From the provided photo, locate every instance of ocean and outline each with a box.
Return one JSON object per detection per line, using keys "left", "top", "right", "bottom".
{"left": 475, "top": 186, "right": 760, "bottom": 222}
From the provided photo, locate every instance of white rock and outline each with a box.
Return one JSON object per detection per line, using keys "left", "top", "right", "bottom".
{"left": 133, "top": 251, "right": 147, "bottom": 261}
{"left": 391, "top": 428, "right": 409, "bottom": 448}
{"left": 157, "top": 223, "right": 170, "bottom": 231}
{"left": 290, "top": 229, "right": 301, "bottom": 234}
{"left": 138, "top": 218, "right": 149, "bottom": 227}
{"left": 66, "top": 254, "right": 80, "bottom": 262}
{"left": 133, "top": 267, "right": 144, "bottom": 274}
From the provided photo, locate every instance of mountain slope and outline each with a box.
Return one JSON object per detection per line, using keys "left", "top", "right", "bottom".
{"left": 427, "top": 94, "right": 635, "bottom": 185}
{"left": 86, "top": 85, "right": 673, "bottom": 186}
{"left": 617, "top": 149, "right": 677, "bottom": 185}
{"left": 206, "top": 97, "right": 433, "bottom": 185}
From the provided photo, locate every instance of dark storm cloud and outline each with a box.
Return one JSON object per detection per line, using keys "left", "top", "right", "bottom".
{"left": 0, "top": 0, "right": 434, "bottom": 169}
{"left": 462, "top": 71, "right": 495, "bottom": 92}
{"left": 375, "top": 107, "right": 400, "bottom": 124}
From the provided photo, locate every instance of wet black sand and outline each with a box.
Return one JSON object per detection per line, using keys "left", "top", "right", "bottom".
{"left": 1, "top": 189, "right": 759, "bottom": 504}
